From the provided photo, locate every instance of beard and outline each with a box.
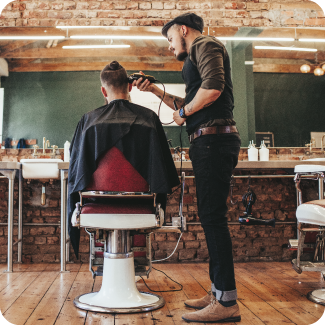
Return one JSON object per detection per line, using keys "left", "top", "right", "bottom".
{"left": 176, "top": 36, "right": 188, "bottom": 61}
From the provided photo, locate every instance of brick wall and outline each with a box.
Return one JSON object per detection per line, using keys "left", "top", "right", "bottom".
{"left": 0, "top": 148, "right": 320, "bottom": 264}
{"left": 0, "top": 0, "right": 323, "bottom": 28}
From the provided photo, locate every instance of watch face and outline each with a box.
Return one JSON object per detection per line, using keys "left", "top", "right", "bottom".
{"left": 180, "top": 108, "right": 184, "bottom": 118}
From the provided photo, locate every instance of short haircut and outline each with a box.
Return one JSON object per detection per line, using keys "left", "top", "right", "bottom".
{"left": 100, "top": 61, "right": 128, "bottom": 92}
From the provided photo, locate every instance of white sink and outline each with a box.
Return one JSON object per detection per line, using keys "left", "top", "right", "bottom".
{"left": 306, "top": 158, "right": 325, "bottom": 161}
{"left": 20, "top": 159, "right": 63, "bottom": 179}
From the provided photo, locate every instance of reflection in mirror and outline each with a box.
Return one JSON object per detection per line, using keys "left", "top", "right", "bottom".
{"left": 0, "top": 26, "right": 325, "bottom": 148}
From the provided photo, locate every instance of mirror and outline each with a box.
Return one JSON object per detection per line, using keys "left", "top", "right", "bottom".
{"left": 1, "top": 26, "right": 325, "bottom": 148}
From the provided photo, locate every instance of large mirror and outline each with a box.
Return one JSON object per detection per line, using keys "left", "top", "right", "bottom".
{"left": 1, "top": 26, "right": 325, "bottom": 148}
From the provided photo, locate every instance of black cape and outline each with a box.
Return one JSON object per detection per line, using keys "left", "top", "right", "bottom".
{"left": 68, "top": 99, "right": 180, "bottom": 257}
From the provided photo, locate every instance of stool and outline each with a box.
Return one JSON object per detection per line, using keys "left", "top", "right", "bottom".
{"left": 294, "top": 165, "right": 325, "bottom": 206}
{"left": 292, "top": 200, "right": 325, "bottom": 305}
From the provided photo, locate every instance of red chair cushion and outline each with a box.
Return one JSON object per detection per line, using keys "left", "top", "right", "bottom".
{"left": 86, "top": 147, "right": 149, "bottom": 192}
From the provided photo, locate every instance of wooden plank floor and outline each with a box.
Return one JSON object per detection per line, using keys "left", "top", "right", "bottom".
{"left": 0, "top": 262, "right": 324, "bottom": 325}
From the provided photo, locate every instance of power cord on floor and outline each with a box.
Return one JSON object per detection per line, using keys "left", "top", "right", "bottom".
{"left": 139, "top": 267, "right": 183, "bottom": 292}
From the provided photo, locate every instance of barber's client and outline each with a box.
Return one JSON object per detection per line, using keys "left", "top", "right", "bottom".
{"left": 67, "top": 61, "right": 179, "bottom": 259}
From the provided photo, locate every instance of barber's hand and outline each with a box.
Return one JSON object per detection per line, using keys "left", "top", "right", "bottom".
{"left": 173, "top": 110, "right": 186, "bottom": 126}
{"left": 132, "top": 71, "right": 154, "bottom": 92}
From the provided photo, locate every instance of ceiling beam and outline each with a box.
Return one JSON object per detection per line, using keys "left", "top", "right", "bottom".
{"left": 1, "top": 45, "right": 173, "bottom": 59}
{"left": 8, "top": 60, "right": 183, "bottom": 72}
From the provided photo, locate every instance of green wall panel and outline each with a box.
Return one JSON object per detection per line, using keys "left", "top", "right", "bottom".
{"left": 254, "top": 73, "right": 325, "bottom": 147}
{"left": 1, "top": 71, "right": 184, "bottom": 148}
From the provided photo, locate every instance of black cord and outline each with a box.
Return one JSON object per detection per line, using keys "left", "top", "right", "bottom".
{"left": 139, "top": 267, "right": 183, "bottom": 292}
{"left": 180, "top": 124, "right": 183, "bottom": 176}
{"left": 156, "top": 80, "right": 176, "bottom": 126}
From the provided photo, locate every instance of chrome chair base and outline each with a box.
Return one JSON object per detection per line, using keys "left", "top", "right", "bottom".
{"left": 307, "top": 289, "right": 325, "bottom": 306}
{"left": 74, "top": 292, "right": 165, "bottom": 313}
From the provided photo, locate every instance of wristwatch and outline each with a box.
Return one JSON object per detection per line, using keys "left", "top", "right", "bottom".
{"left": 179, "top": 107, "right": 187, "bottom": 118}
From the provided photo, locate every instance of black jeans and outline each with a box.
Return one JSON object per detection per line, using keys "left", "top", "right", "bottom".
{"left": 189, "top": 133, "right": 241, "bottom": 302}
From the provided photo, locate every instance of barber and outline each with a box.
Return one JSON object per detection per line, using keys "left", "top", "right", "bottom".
{"left": 134, "top": 13, "right": 241, "bottom": 323}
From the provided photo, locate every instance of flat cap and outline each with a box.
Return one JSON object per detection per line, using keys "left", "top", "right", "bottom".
{"left": 161, "top": 13, "right": 204, "bottom": 38}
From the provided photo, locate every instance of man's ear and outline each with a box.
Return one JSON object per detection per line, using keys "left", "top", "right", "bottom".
{"left": 128, "top": 83, "right": 132, "bottom": 92}
{"left": 101, "top": 86, "right": 108, "bottom": 98}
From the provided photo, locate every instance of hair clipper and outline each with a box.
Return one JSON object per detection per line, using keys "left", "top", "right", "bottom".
{"left": 128, "top": 73, "right": 156, "bottom": 84}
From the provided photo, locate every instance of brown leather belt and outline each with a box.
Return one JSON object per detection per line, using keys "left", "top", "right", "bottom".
{"left": 189, "top": 126, "right": 238, "bottom": 143}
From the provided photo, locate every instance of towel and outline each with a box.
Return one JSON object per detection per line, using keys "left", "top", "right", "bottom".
{"left": 4, "top": 138, "right": 11, "bottom": 149}
{"left": 17, "top": 138, "right": 26, "bottom": 149}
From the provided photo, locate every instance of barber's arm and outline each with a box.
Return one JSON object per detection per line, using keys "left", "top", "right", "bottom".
{"left": 173, "top": 88, "right": 221, "bottom": 125}
{"left": 133, "top": 71, "right": 185, "bottom": 110}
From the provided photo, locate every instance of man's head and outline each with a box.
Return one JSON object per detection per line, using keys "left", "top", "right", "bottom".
{"left": 161, "top": 13, "right": 204, "bottom": 61}
{"left": 100, "top": 61, "right": 131, "bottom": 99}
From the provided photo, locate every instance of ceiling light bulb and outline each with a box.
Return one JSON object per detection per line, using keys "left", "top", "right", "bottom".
{"left": 254, "top": 46, "right": 317, "bottom": 52}
{"left": 314, "top": 67, "right": 324, "bottom": 76}
{"left": 300, "top": 64, "right": 311, "bottom": 73}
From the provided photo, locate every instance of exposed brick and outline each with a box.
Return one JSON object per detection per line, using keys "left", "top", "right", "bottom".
{"left": 30, "top": 227, "right": 56, "bottom": 236}
{"left": 51, "top": 2, "right": 64, "bottom": 10}
{"left": 38, "top": 1, "right": 51, "bottom": 10}
{"left": 225, "top": 2, "right": 237, "bottom": 10}
{"left": 1, "top": 11, "right": 22, "bottom": 19}
{"left": 246, "top": 3, "right": 269, "bottom": 11}
{"left": 63, "top": 2, "right": 76, "bottom": 10}
{"left": 48, "top": 11, "right": 73, "bottom": 19}
{"left": 47, "top": 236, "right": 59, "bottom": 244}
{"left": 185, "top": 241, "right": 200, "bottom": 249}
{"left": 181, "top": 232, "right": 196, "bottom": 241}
{"left": 164, "top": 2, "right": 175, "bottom": 10}
{"left": 179, "top": 248, "right": 196, "bottom": 260}
{"left": 101, "top": 3, "right": 114, "bottom": 10}
{"left": 114, "top": 2, "right": 127, "bottom": 10}
{"left": 196, "top": 248, "right": 209, "bottom": 260}
{"left": 305, "top": 18, "right": 325, "bottom": 26}
{"left": 139, "top": 2, "right": 151, "bottom": 10}
{"left": 127, "top": 2, "right": 139, "bottom": 10}
{"left": 35, "top": 237, "right": 47, "bottom": 245}
{"left": 12, "top": 2, "right": 26, "bottom": 11}
{"left": 155, "top": 233, "right": 167, "bottom": 241}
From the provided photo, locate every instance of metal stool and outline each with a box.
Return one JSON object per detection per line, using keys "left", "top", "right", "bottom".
{"left": 291, "top": 164, "right": 325, "bottom": 305}
{"left": 293, "top": 200, "right": 325, "bottom": 305}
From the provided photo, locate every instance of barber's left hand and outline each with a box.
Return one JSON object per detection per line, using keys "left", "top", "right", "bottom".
{"left": 173, "top": 110, "right": 186, "bottom": 126}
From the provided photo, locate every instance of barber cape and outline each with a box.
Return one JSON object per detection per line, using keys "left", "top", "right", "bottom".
{"left": 68, "top": 99, "right": 180, "bottom": 257}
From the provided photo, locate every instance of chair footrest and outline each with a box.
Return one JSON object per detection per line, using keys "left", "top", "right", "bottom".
{"left": 80, "top": 213, "right": 158, "bottom": 229}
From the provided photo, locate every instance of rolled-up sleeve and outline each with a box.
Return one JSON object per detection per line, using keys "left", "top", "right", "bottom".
{"left": 190, "top": 38, "right": 225, "bottom": 92}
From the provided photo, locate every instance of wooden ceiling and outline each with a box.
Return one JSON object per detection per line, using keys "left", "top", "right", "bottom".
{"left": 1, "top": 26, "right": 325, "bottom": 73}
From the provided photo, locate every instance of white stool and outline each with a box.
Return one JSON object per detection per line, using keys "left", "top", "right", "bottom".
{"left": 294, "top": 165, "right": 325, "bottom": 206}
{"left": 292, "top": 200, "right": 325, "bottom": 305}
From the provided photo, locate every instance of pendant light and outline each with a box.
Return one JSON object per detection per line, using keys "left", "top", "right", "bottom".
{"left": 300, "top": 64, "right": 311, "bottom": 73}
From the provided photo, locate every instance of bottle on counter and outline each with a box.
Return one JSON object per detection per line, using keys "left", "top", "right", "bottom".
{"left": 259, "top": 140, "right": 269, "bottom": 161}
{"left": 64, "top": 141, "right": 70, "bottom": 162}
{"left": 248, "top": 140, "right": 258, "bottom": 161}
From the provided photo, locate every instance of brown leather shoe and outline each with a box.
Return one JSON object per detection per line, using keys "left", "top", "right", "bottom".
{"left": 182, "top": 297, "right": 241, "bottom": 323}
{"left": 184, "top": 291, "right": 212, "bottom": 309}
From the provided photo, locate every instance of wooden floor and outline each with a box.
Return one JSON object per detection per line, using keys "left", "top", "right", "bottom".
{"left": 0, "top": 262, "right": 324, "bottom": 325}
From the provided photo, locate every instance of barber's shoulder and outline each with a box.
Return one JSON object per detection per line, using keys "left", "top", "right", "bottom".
{"left": 190, "top": 35, "right": 224, "bottom": 57}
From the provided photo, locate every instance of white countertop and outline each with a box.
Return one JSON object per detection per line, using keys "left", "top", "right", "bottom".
{"left": 0, "top": 162, "right": 21, "bottom": 169}
{"left": 58, "top": 160, "right": 325, "bottom": 171}
{"left": 175, "top": 160, "right": 325, "bottom": 170}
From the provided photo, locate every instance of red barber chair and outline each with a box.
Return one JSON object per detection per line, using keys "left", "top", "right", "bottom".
{"left": 72, "top": 147, "right": 185, "bottom": 313}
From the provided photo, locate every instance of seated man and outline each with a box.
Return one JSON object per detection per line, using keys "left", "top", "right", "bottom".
{"left": 68, "top": 61, "right": 180, "bottom": 258}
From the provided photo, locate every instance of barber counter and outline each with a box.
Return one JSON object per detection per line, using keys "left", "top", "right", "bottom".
{"left": 0, "top": 148, "right": 324, "bottom": 268}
